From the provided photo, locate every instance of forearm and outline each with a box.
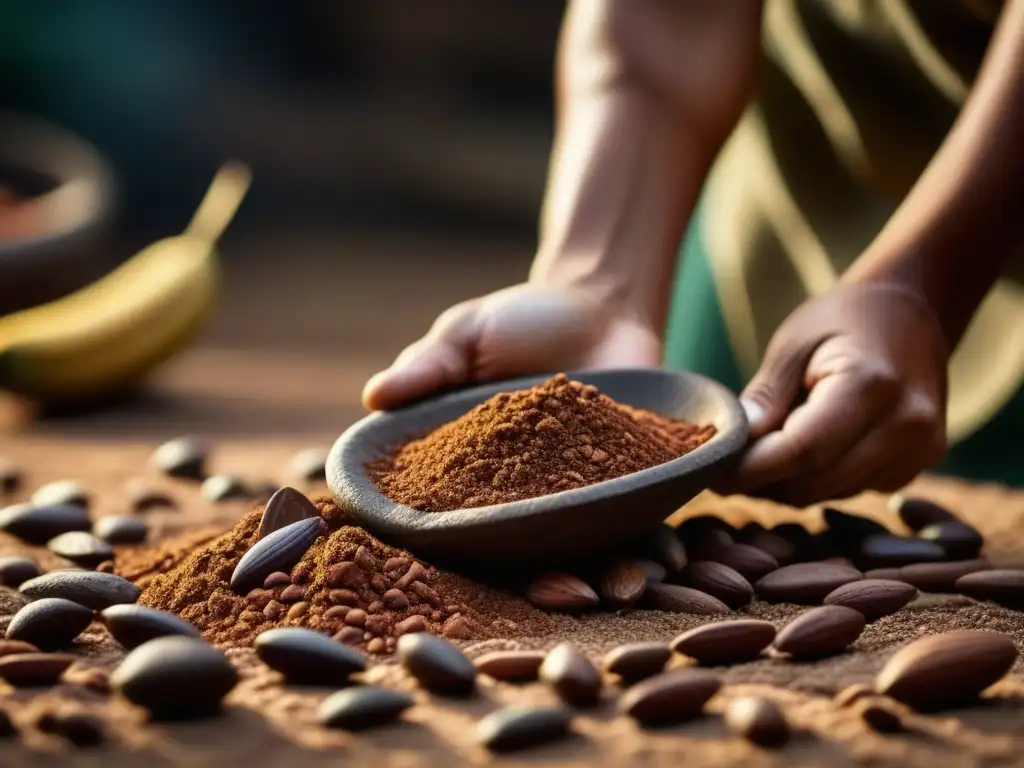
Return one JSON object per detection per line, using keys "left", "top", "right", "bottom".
{"left": 845, "top": 0, "right": 1024, "bottom": 348}
{"left": 529, "top": 0, "right": 762, "bottom": 333}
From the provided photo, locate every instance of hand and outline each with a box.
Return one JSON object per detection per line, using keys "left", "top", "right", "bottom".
{"left": 718, "top": 281, "right": 950, "bottom": 506}
{"left": 362, "top": 283, "right": 662, "bottom": 410}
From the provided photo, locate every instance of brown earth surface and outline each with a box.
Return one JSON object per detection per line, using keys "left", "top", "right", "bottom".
{"left": 2, "top": 440, "right": 1024, "bottom": 767}
{"left": 2, "top": 232, "right": 1024, "bottom": 766}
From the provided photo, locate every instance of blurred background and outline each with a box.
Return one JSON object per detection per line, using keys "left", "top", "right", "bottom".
{"left": 0, "top": 1, "right": 565, "bottom": 439}
{"left": 1, "top": 2, "right": 1020, "bottom": 489}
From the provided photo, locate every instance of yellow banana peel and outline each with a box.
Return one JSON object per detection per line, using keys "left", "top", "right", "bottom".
{"left": 0, "top": 162, "right": 250, "bottom": 403}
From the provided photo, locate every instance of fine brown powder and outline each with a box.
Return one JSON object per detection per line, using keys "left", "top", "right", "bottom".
{"left": 114, "top": 527, "right": 224, "bottom": 590}
{"left": 136, "top": 499, "right": 558, "bottom": 650}
{"left": 369, "top": 374, "right": 716, "bottom": 512}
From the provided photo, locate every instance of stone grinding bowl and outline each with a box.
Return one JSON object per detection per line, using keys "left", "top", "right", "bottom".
{"left": 327, "top": 368, "right": 748, "bottom": 568}
{"left": 0, "top": 112, "right": 117, "bottom": 316}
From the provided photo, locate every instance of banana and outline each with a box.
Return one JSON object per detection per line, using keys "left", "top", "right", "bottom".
{"left": 0, "top": 162, "right": 250, "bottom": 403}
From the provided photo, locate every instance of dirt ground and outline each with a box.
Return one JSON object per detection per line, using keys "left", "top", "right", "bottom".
{"left": 2, "top": 230, "right": 1024, "bottom": 767}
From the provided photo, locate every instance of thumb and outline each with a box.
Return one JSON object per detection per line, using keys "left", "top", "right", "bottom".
{"left": 739, "top": 341, "right": 812, "bottom": 438}
{"left": 361, "top": 305, "right": 479, "bottom": 411}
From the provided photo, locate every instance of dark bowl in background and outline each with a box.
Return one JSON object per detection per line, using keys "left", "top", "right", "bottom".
{"left": 0, "top": 113, "right": 117, "bottom": 317}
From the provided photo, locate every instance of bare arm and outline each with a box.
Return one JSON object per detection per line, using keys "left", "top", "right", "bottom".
{"left": 529, "top": 0, "right": 763, "bottom": 335}
{"left": 846, "top": 0, "right": 1024, "bottom": 348}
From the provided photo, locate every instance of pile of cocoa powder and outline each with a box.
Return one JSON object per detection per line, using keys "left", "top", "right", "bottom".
{"left": 134, "top": 499, "right": 558, "bottom": 650}
{"left": 369, "top": 374, "right": 716, "bottom": 512}
{"left": 131, "top": 376, "right": 715, "bottom": 650}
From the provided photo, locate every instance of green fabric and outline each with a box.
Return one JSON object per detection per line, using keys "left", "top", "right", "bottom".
{"left": 664, "top": 212, "right": 1024, "bottom": 487}
{"left": 663, "top": 211, "right": 745, "bottom": 395}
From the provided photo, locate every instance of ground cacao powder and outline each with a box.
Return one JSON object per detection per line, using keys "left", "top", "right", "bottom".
{"left": 114, "top": 528, "right": 224, "bottom": 590}
{"left": 135, "top": 499, "right": 558, "bottom": 649}
{"left": 369, "top": 374, "right": 716, "bottom": 512}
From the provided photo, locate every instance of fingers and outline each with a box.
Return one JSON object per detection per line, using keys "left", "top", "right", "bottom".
{"left": 862, "top": 396, "right": 947, "bottom": 494}
{"left": 362, "top": 285, "right": 611, "bottom": 411}
{"left": 361, "top": 303, "right": 479, "bottom": 411}
{"left": 722, "top": 368, "right": 900, "bottom": 495}
{"left": 739, "top": 338, "right": 811, "bottom": 438}
{"left": 745, "top": 388, "right": 944, "bottom": 506}
{"left": 737, "top": 329, "right": 823, "bottom": 442}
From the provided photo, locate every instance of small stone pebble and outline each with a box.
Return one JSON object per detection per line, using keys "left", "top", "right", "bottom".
{"left": 47, "top": 531, "right": 115, "bottom": 569}
{"left": 111, "top": 636, "right": 239, "bottom": 720}
{"left": 290, "top": 448, "right": 329, "bottom": 482}
{"left": 151, "top": 437, "right": 208, "bottom": 480}
{"left": 31, "top": 480, "right": 90, "bottom": 509}
{"left": 93, "top": 516, "right": 149, "bottom": 544}
{"left": 0, "top": 556, "right": 41, "bottom": 588}
{"left": 0, "top": 461, "right": 22, "bottom": 495}
{"left": 18, "top": 571, "right": 141, "bottom": 610}
{"left": 601, "top": 642, "right": 672, "bottom": 683}
{"left": 725, "top": 697, "right": 790, "bottom": 747}
{"left": 539, "top": 643, "right": 602, "bottom": 708}
{"left": 128, "top": 485, "right": 177, "bottom": 513}
{"left": 201, "top": 474, "right": 250, "bottom": 502}
{"left": 0, "top": 502, "right": 91, "bottom": 544}
{"left": 254, "top": 627, "right": 366, "bottom": 685}
{"left": 5, "top": 597, "right": 94, "bottom": 650}
{"left": 318, "top": 686, "right": 414, "bottom": 731}
{"left": 100, "top": 604, "right": 203, "bottom": 649}
{"left": 477, "top": 706, "right": 572, "bottom": 752}
{"left": 396, "top": 632, "right": 476, "bottom": 695}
